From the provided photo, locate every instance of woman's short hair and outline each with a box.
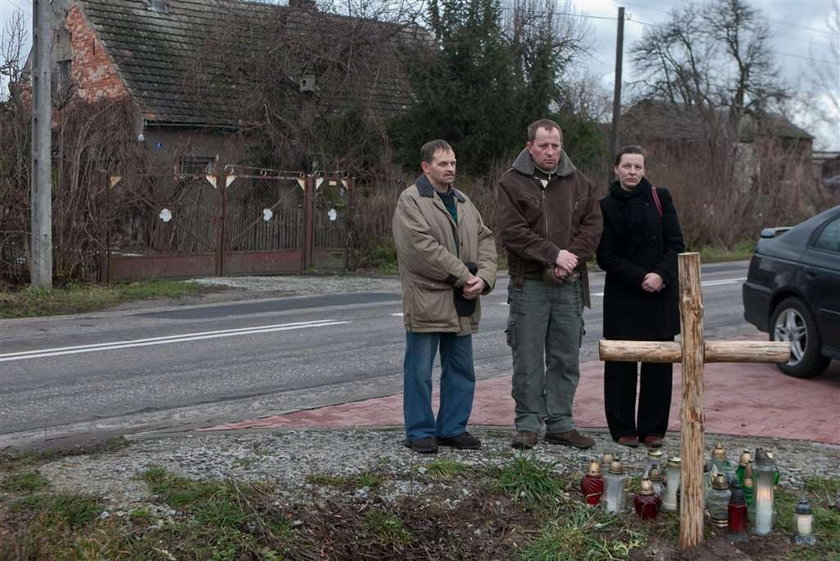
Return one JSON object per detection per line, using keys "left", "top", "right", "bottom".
{"left": 613, "top": 145, "right": 646, "bottom": 167}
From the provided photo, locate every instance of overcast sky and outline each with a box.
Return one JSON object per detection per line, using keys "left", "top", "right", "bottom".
{"left": 570, "top": 0, "right": 839, "bottom": 150}
{"left": 1, "top": 0, "right": 837, "bottom": 149}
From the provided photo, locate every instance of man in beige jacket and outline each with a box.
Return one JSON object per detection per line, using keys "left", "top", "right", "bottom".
{"left": 392, "top": 139, "right": 497, "bottom": 454}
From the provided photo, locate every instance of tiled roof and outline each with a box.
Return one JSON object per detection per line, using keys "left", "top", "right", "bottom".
{"left": 621, "top": 101, "right": 813, "bottom": 143}
{"left": 77, "top": 0, "right": 413, "bottom": 126}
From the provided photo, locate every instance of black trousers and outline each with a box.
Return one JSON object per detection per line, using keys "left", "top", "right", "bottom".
{"left": 604, "top": 359, "right": 673, "bottom": 441}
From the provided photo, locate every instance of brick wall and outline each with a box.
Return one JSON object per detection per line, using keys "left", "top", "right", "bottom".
{"left": 65, "top": 4, "right": 128, "bottom": 102}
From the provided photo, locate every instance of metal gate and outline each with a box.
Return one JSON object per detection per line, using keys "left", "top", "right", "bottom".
{"left": 103, "top": 167, "right": 355, "bottom": 281}
{"left": 222, "top": 166, "right": 304, "bottom": 275}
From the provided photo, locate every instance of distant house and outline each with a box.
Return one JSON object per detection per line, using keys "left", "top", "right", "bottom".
{"left": 618, "top": 100, "right": 815, "bottom": 197}
{"left": 45, "top": 0, "right": 414, "bottom": 171}
{"left": 813, "top": 151, "right": 840, "bottom": 191}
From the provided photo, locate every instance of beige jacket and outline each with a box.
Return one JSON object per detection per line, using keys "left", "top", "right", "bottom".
{"left": 392, "top": 175, "right": 497, "bottom": 334}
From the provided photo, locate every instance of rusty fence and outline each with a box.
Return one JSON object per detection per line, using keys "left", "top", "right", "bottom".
{"left": 101, "top": 166, "right": 355, "bottom": 281}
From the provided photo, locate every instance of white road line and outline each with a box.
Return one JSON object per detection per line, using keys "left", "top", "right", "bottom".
{"left": 0, "top": 320, "right": 349, "bottom": 363}
{"left": 391, "top": 313, "right": 403, "bottom": 317}
{"left": 592, "top": 277, "right": 745, "bottom": 297}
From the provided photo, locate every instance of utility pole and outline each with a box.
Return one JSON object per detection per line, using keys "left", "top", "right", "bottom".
{"left": 30, "top": 0, "right": 52, "bottom": 289}
{"left": 609, "top": 6, "right": 625, "bottom": 162}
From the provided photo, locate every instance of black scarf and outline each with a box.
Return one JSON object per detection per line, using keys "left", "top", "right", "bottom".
{"left": 609, "top": 177, "right": 653, "bottom": 246}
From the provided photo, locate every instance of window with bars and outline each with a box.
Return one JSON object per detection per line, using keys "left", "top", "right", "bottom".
{"left": 179, "top": 156, "right": 216, "bottom": 175}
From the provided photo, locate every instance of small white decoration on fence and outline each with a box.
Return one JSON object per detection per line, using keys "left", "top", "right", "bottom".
{"left": 263, "top": 208, "right": 274, "bottom": 221}
{"left": 159, "top": 208, "right": 172, "bottom": 223}
{"left": 327, "top": 208, "right": 337, "bottom": 221}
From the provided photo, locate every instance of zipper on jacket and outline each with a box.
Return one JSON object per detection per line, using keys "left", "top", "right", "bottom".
{"left": 542, "top": 190, "right": 549, "bottom": 241}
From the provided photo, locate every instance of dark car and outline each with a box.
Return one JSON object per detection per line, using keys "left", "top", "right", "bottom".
{"left": 742, "top": 205, "right": 840, "bottom": 378}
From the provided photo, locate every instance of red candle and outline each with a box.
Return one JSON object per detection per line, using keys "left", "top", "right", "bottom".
{"left": 581, "top": 461, "right": 604, "bottom": 506}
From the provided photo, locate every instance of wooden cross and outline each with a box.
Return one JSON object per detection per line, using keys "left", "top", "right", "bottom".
{"left": 599, "top": 252, "right": 789, "bottom": 549}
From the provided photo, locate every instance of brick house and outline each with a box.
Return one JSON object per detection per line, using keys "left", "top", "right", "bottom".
{"left": 9, "top": 0, "right": 418, "bottom": 281}
{"left": 46, "top": 0, "right": 414, "bottom": 172}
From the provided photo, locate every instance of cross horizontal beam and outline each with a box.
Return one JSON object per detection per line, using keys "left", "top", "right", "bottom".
{"left": 599, "top": 340, "right": 790, "bottom": 364}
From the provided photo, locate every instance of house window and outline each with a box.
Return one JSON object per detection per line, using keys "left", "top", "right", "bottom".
{"left": 179, "top": 156, "right": 216, "bottom": 175}
{"left": 146, "top": 0, "right": 168, "bottom": 13}
{"left": 53, "top": 60, "right": 72, "bottom": 101}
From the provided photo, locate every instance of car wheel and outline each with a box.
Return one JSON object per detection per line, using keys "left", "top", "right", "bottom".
{"left": 770, "top": 297, "right": 830, "bottom": 378}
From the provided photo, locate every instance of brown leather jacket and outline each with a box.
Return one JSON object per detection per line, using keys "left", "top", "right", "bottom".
{"left": 497, "top": 149, "right": 602, "bottom": 307}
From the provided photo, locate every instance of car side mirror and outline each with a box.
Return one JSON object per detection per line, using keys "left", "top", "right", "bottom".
{"left": 760, "top": 227, "right": 792, "bottom": 239}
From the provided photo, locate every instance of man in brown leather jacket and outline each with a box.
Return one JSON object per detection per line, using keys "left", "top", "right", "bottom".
{"left": 497, "top": 119, "right": 602, "bottom": 450}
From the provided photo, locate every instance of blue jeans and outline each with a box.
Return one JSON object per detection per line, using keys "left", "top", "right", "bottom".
{"left": 507, "top": 279, "right": 584, "bottom": 434}
{"left": 403, "top": 331, "right": 476, "bottom": 441}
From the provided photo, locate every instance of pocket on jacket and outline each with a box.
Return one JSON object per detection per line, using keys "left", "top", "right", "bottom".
{"left": 573, "top": 194, "right": 589, "bottom": 220}
{"left": 411, "top": 284, "right": 454, "bottom": 322}
{"left": 518, "top": 193, "right": 543, "bottom": 223}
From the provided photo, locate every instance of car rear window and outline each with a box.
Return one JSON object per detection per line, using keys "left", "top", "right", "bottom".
{"left": 813, "top": 217, "right": 840, "bottom": 253}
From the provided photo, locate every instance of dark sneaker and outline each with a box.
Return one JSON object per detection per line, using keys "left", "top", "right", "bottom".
{"left": 617, "top": 436, "right": 640, "bottom": 448}
{"left": 511, "top": 430, "right": 539, "bottom": 450}
{"left": 545, "top": 430, "right": 595, "bottom": 449}
{"left": 404, "top": 437, "right": 438, "bottom": 454}
{"left": 437, "top": 431, "right": 481, "bottom": 450}
{"left": 643, "top": 436, "right": 663, "bottom": 448}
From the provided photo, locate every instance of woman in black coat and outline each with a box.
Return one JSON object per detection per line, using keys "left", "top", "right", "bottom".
{"left": 596, "top": 145, "right": 685, "bottom": 448}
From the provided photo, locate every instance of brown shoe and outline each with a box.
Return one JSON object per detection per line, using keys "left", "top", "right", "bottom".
{"left": 511, "top": 430, "right": 538, "bottom": 450}
{"left": 545, "top": 430, "right": 594, "bottom": 449}
{"left": 643, "top": 436, "right": 663, "bottom": 448}
{"left": 617, "top": 436, "right": 640, "bottom": 448}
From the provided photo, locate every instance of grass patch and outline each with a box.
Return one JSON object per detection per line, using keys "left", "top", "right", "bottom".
{"left": 696, "top": 239, "right": 756, "bottom": 262}
{"left": 10, "top": 493, "right": 103, "bottom": 527}
{"left": 0, "top": 470, "right": 50, "bottom": 493}
{"left": 423, "top": 458, "right": 470, "bottom": 481}
{"left": 0, "top": 280, "right": 221, "bottom": 318}
{"left": 519, "top": 502, "right": 646, "bottom": 561}
{"left": 361, "top": 507, "right": 414, "bottom": 548}
{"left": 494, "top": 455, "right": 566, "bottom": 507}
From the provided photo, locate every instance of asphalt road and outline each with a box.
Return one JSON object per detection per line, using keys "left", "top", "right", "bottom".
{"left": 0, "top": 261, "right": 753, "bottom": 450}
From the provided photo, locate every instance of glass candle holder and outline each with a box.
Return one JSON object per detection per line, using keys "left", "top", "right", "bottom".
{"left": 793, "top": 497, "right": 816, "bottom": 546}
{"left": 662, "top": 457, "right": 681, "bottom": 512}
{"left": 727, "top": 484, "right": 749, "bottom": 542}
{"left": 603, "top": 460, "right": 627, "bottom": 514}
{"left": 581, "top": 460, "right": 604, "bottom": 507}
{"left": 707, "top": 474, "right": 731, "bottom": 528}
{"left": 752, "top": 448, "right": 776, "bottom": 535}
{"left": 634, "top": 478, "right": 661, "bottom": 520}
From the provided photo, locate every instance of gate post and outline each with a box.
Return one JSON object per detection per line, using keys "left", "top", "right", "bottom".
{"left": 101, "top": 171, "right": 110, "bottom": 284}
{"left": 344, "top": 176, "right": 355, "bottom": 271}
{"left": 303, "top": 173, "right": 315, "bottom": 271}
{"left": 215, "top": 171, "right": 226, "bottom": 276}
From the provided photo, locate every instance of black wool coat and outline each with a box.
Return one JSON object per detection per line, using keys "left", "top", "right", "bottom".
{"left": 596, "top": 178, "right": 686, "bottom": 341}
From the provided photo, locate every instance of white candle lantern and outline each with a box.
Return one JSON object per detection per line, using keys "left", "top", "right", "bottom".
{"left": 662, "top": 457, "right": 681, "bottom": 512}
{"left": 752, "top": 448, "right": 776, "bottom": 535}
{"left": 793, "top": 497, "right": 816, "bottom": 545}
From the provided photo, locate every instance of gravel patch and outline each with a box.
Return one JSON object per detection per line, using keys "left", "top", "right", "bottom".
{"left": 32, "top": 428, "right": 840, "bottom": 511}
{"left": 191, "top": 275, "right": 401, "bottom": 295}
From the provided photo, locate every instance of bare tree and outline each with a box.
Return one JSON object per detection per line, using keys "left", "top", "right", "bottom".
{"left": 630, "top": 0, "right": 788, "bottom": 121}
{"left": 0, "top": 10, "right": 27, "bottom": 102}
{"left": 809, "top": 0, "right": 840, "bottom": 123}
{"left": 0, "top": 10, "right": 30, "bottom": 284}
{"left": 704, "top": 0, "right": 788, "bottom": 123}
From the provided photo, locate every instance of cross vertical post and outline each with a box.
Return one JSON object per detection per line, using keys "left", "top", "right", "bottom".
{"left": 677, "top": 252, "right": 705, "bottom": 548}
